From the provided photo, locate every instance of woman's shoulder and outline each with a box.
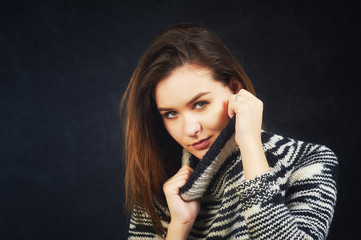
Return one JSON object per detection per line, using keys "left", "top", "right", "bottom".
{"left": 261, "top": 130, "right": 336, "bottom": 153}
{"left": 260, "top": 130, "right": 338, "bottom": 194}
{"left": 261, "top": 130, "right": 338, "bottom": 171}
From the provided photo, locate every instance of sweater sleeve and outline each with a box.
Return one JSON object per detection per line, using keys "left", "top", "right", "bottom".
{"left": 127, "top": 208, "right": 166, "bottom": 240}
{"left": 237, "top": 144, "right": 338, "bottom": 240}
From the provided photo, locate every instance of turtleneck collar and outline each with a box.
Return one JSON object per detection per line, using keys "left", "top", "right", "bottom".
{"left": 180, "top": 117, "right": 239, "bottom": 201}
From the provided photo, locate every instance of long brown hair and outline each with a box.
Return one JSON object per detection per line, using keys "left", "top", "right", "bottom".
{"left": 120, "top": 23, "right": 256, "bottom": 235}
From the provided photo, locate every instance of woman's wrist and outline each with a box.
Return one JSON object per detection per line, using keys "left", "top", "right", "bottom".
{"left": 238, "top": 136, "right": 269, "bottom": 180}
{"left": 166, "top": 221, "right": 194, "bottom": 240}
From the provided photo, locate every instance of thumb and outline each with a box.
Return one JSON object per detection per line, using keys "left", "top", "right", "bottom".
{"left": 228, "top": 94, "right": 237, "bottom": 118}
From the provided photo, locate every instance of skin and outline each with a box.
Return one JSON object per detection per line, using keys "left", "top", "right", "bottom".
{"left": 155, "top": 64, "right": 269, "bottom": 239}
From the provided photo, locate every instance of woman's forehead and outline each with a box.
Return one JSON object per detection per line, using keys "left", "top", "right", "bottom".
{"left": 155, "top": 65, "right": 228, "bottom": 108}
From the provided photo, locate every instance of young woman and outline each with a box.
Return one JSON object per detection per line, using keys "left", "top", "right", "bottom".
{"left": 121, "top": 24, "right": 338, "bottom": 239}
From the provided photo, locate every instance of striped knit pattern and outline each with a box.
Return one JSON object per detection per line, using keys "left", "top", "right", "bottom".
{"left": 128, "top": 118, "right": 338, "bottom": 239}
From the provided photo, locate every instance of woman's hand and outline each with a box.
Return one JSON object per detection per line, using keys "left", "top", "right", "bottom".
{"left": 228, "top": 89, "right": 263, "bottom": 145}
{"left": 228, "top": 89, "right": 269, "bottom": 180}
{"left": 164, "top": 165, "right": 200, "bottom": 239}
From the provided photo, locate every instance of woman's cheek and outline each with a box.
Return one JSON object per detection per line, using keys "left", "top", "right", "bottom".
{"left": 210, "top": 102, "right": 230, "bottom": 131}
{"left": 164, "top": 121, "right": 185, "bottom": 147}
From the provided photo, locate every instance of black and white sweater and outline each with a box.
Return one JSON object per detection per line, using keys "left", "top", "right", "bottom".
{"left": 128, "top": 118, "right": 338, "bottom": 239}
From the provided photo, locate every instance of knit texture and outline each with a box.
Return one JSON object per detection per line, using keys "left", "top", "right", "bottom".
{"left": 128, "top": 118, "right": 338, "bottom": 239}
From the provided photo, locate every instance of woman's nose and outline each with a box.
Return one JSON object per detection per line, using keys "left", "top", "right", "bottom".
{"left": 183, "top": 114, "right": 201, "bottom": 137}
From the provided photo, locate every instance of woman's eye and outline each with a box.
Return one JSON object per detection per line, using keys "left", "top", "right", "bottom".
{"left": 194, "top": 101, "right": 208, "bottom": 110}
{"left": 165, "top": 111, "right": 178, "bottom": 119}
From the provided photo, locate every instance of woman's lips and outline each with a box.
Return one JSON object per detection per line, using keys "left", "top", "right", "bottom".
{"left": 192, "top": 137, "right": 211, "bottom": 150}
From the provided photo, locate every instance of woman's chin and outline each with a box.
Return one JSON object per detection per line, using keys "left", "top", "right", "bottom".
{"left": 192, "top": 148, "right": 209, "bottom": 160}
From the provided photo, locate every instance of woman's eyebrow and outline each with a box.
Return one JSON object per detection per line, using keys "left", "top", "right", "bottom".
{"left": 186, "top": 92, "right": 210, "bottom": 106}
{"left": 157, "top": 92, "right": 210, "bottom": 112}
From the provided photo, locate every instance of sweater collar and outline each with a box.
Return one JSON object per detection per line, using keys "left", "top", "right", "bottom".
{"left": 180, "top": 117, "right": 239, "bottom": 201}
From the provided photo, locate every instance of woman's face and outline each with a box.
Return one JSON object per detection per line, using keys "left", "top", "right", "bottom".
{"left": 155, "top": 64, "right": 240, "bottom": 159}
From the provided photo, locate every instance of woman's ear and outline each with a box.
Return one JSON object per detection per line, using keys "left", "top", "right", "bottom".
{"left": 228, "top": 77, "right": 242, "bottom": 94}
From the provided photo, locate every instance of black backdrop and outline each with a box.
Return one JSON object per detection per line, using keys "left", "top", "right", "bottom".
{"left": 1, "top": 1, "right": 360, "bottom": 239}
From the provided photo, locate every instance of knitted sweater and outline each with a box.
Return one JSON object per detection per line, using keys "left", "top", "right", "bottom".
{"left": 128, "top": 118, "right": 338, "bottom": 239}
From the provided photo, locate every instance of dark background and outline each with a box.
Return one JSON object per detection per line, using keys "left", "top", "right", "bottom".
{"left": 1, "top": 0, "right": 360, "bottom": 239}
